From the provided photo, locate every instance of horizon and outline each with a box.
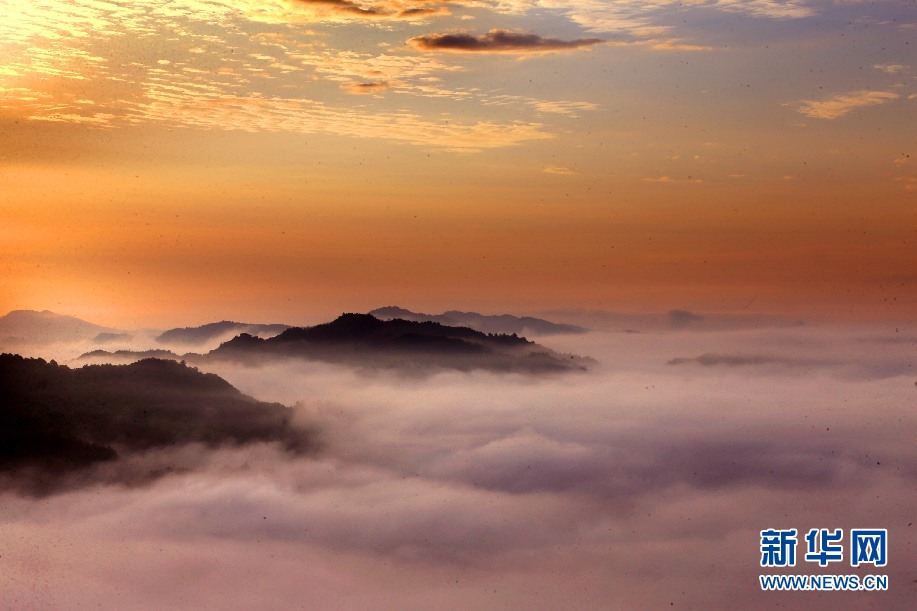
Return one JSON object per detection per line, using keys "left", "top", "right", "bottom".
{"left": 0, "top": 302, "right": 841, "bottom": 333}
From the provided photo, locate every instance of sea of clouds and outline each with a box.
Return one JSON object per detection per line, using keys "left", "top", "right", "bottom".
{"left": 1, "top": 321, "right": 914, "bottom": 609}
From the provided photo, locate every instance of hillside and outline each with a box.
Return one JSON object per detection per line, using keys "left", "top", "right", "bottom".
{"left": 370, "top": 306, "right": 587, "bottom": 336}
{"left": 0, "top": 354, "right": 310, "bottom": 494}
{"left": 156, "top": 320, "right": 290, "bottom": 345}
{"left": 207, "top": 313, "right": 592, "bottom": 373}
{"left": 0, "top": 310, "right": 116, "bottom": 346}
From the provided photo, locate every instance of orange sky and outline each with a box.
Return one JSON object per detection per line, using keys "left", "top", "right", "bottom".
{"left": 1, "top": 0, "right": 914, "bottom": 327}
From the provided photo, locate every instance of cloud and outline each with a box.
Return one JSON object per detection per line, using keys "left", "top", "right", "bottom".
{"left": 273, "top": 43, "right": 471, "bottom": 99}
{"left": 0, "top": 1, "right": 566, "bottom": 153}
{"left": 796, "top": 90, "right": 900, "bottom": 119}
{"left": 287, "top": 0, "right": 451, "bottom": 20}
{"left": 713, "top": 0, "right": 814, "bottom": 20}
{"left": 666, "top": 353, "right": 822, "bottom": 367}
{"left": 663, "top": 351, "right": 913, "bottom": 379}
{"left": 397, "top": 6, "right": 450, "bottom": 19}
{"left": 340, "top": 81, "right": 389, "bottom": 95}
{"left": 543, "top": 165, "right": 577, "bottom": 175}
{"left": 3, "top": 322, "right": 916, "bottom": 608}
{"left": 666, "top": 309, "right": 706, "bottom": 328}
{"left": 292, "top": 0, "right": 386, "bottom": 17}
{"left": 643, "top": 175, "right": 704, "bottom": 183}
{"left": 407, "top": 29, "right": 604, "bottom": 54}
{"left": 421, "top": 429, "right": 854, "bottom": 505}
{"left": 529, "top": 0, "right": 815, "bottom": 38}
{"left": 134, "top": 90, "right": 553, "bottom": 151}
{"left": 533, "top": 100, "right": 599, "bottom": 116}
{"left": 873, "top": 63, "right": 906, "bottom": 74}
{"left": 645, "top": 38, "right": 715, "bottom": 52}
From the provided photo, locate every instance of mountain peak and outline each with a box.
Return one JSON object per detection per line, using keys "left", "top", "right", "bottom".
{"left": 368, "top": 306, "right": 587, "bottom": 336}
{"left": 155, "top": 320, "right": 290, "bottom": 346}
{"left": 0, "top": 310, "right": 113, "bottom": 345}
{"left": 6, "top": 309, "right": 65, "bottom": 318}
{"left": 206, "top": 312, "right": 591, "bottom": 374}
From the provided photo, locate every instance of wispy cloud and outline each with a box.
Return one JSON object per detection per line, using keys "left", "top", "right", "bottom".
{"left": 0, "top": 1, "right": 576, "bottom": 152}
{"left": 714, "top": 0, "right": 814, "bottom": 20}
{"left": 292, "top": 0, "right": 388, "bottom": 18}
{"left": 282, "top": 0, "right": 454, "bottom": 20}
{"left": 796, "top": 90, "right": 900, "bottom": 120}
{"left": 873, "top": 63, "right": 906, "bottom": 74}
{"left": 533, "top": 100, "right": 599, "bottom": 117}
{"left": 543, "top": 165, "right": 577, "bottom": 175}
{"left": 645, "top": 38, "right": 714, "bottom": 52}
{"left": 279, "top": 44, "right": 470, "bottom": 99}
{"left": 134, "top": 90, "right": 553, "bottom": 151}
{"left": 231, "top": 0, "right": 452, "bottom": 23}
{"left": 530, "top": 0, "right": 815, "bottom": 37}
{"left": 643, "top": 175, "right": 703, "bottom": 183}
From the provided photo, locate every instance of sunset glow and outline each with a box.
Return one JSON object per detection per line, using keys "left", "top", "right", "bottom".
{"left": 1, "top": 0, "right": 913, "bottom": 326}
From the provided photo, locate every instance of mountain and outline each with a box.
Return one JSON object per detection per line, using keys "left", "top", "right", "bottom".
{"left": 369, "top": 306, "right": 587, "bottom": 336}
{"left": 0, "top": 310, "right": 116, "bottom": 346}
{"left": 156, "top": 321, "right": 290, "bottom": 346}
{"left": 204, "top": 313, "right": 593, "bottom": 374}
{"left": 0, "top": 353, "right": 310, "bottom": 495}
{"left": 77, "top": 349, "right": 182, "bottom": 363}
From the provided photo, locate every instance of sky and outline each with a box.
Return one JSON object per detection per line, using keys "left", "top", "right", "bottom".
{"left": 0, "top": 0, "right": 915, "bottom": 327}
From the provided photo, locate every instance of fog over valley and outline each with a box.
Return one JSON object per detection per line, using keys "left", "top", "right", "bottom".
{"left": 1, "top": 309, "right": 913, "bottom": 608}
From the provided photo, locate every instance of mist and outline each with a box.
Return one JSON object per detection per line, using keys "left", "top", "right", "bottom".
{"left": 1, "top": 320, "right": 914, "bottom": 609}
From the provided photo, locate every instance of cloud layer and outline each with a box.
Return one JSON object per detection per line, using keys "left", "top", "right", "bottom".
{"left": 2, "top": 321, "right": 913, "bottom": 608}
{"left": 797, "top": 90, "right": 900, "bottom": 119}
{"left": 408, "top": 29, "right": 604, "bottom": 53}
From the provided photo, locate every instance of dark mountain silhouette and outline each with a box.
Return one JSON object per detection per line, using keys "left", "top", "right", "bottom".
{"left": 369, "top": 306, "right": 587, "bottom": 336}
{"left": 156, "top": 320, "right": 290, "bottom": 345}
{"left": 78, "top": 349, "right": 182, "bottom": 363}
{"left": 204, "top": 313, "right": 593, "bottom": 374}
{"left": 0, "top": 310, "right": 116, "bottom": 346}
{"left": 0, "top": 354, "right": 310, "bottom": 495}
